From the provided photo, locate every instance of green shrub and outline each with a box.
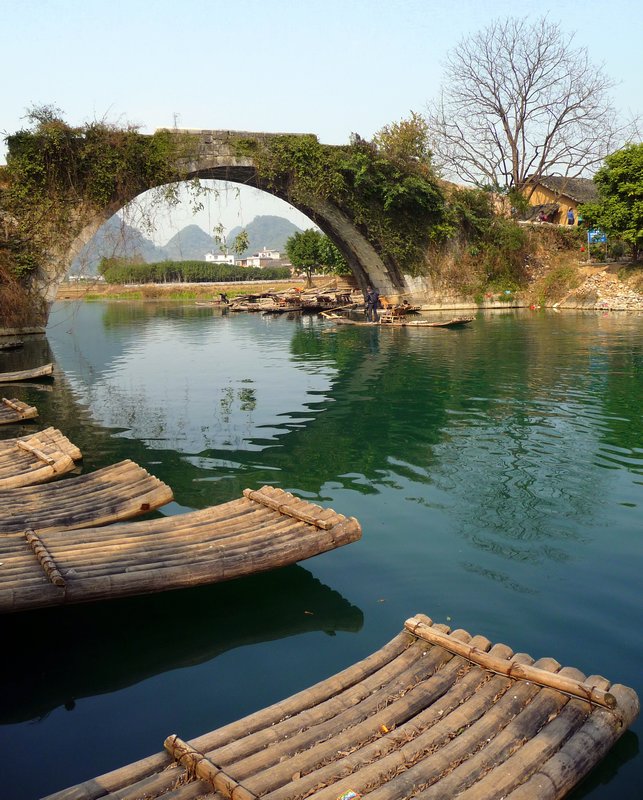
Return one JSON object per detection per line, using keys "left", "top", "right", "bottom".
{"left": 99, "top": 259, "right": 292, "bottom": 284}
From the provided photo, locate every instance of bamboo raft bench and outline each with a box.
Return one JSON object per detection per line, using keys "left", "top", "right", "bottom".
{"left": 44, "top": 614, "right": 639, "bottom": 800}
{"left": 0, "top": 362, "right": 54, "bottom": 382}
{"left": 0, "top": 397, "right": 38, "bottom": 425}
{"left": 0, "top": 486, "right": 361, "bottom": 613}
{"left": 0, "top": 460, "right": 173, "bottom": 537}
{"left": 0, "top": 427, "right": 82, "bottom": 488}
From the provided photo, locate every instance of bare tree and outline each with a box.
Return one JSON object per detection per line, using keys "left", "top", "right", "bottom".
{"left": 427, "top": 17, "right": 630, "bottom": 193}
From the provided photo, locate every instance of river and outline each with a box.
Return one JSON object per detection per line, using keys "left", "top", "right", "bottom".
{"left": 0, "top": 301, "right": 641, "bottom": 799}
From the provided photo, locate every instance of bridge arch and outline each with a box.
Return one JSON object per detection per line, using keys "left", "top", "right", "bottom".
{"left": 63, "top": 131, "right": 405, "bottom": 304}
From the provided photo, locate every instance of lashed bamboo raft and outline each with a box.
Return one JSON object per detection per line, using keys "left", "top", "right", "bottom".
{"left": 0, "top": 397, "right": 38, "bottom": 424}
{"left": 0, "top": 427, "right": 82, "bottom": 488}
{"left": 0, "top": 486, "right": 361, "bottom": 613}
{"left": 326, "top": 315, "right": 474, "bottom": 328}
{"left": 0, "top": 362, "right": 54, "bottom": 382}
{"left": 43, "top": 614, "right": 639, "bottom": 800}
{"left": 0, "top": 459, "right": 172, "bottom": 536}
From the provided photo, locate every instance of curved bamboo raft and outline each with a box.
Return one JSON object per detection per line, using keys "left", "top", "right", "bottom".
{"left": 0, "top": 396, "right": 38, "bottom": 425}
{"left": 0, "top": 362, "right": 54, "bottom": 382}
{"left": 0, "top": 459, "right": 173, "bottom": 536}
{"left": 0, "top": 486, "right": 361, "bottom": 613}
{"left": 44, "top": 613, "right": 639, "bottom": 800}
{"left": 326, "top": 314, "right": 474, "bottom": 328}
{"left": 0, "top": 427, "right": 82, "bottom": 488}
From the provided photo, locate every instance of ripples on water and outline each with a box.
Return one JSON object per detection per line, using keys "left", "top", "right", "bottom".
{"left": 0, "top": 303, "right": 641, "bottom": 799}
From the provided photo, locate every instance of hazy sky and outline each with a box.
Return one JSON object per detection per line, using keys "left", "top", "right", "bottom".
{"left": 3, "top": 0, "right": 641, "bottom": 244}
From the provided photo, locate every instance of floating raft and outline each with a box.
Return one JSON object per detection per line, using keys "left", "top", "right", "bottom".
{"left": 0, "top": 427, "right": 82, "bottom": 488}
{"left": 0, "top": 340, "right": 23, "bottom": 351}
{"left": 0, "top": 397, "right": 38, "bottom": 425}
{"left": 0, "top": 459, "right": 172, "bottom": 536}
{"left": 0, "top": 362, "right": 54, "bottom": 382}
{"left": 44, "top": 614, "right": 639, "bottom": 800}
{"left": 0, "top": 486, "right": 361, "bottom": 613}
{"left": 326, "top": 315, "right": 474, "bottom": 328}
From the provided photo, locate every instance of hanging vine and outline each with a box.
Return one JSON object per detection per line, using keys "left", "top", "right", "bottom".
{"left": 1, "top": 107, "right": 200, "bottom": 280}
{"left": 233, "top": 130, "right": 447, "bottom": 276}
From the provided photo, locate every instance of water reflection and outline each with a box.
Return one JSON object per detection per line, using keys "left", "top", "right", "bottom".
{"left": 1, "top": 303, "right": 640, "bottom": 799}
{"left": 0, "top": 565, "right": 362, "bottom": 724}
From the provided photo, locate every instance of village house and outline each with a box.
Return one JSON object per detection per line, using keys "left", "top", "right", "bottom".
{"left": 523, "top": 176, "right": 598, "bottom": 225}
{"left": 239, "top": 248, "right": 291, "bottom": 268}
{"left": 204, "top": 252, "right": 235, "bottom": 264}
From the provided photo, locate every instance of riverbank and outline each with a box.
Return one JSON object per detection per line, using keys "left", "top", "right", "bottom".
{"left": 55, "top": 261, "right": 643, "bottom": 313}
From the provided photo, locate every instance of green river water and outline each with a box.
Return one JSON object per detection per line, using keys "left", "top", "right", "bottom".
{"left": 0, "top": 301, "right": 640, "bottom": 799}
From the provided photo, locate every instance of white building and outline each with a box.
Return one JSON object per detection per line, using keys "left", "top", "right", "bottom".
{"left": 241, "top": 248, "right": 283, "bottom": 268}
{"left": 205, "top": 252, "right": 235, "bottom": 264}
{"left": 256, "top": 248, "right": 281, "bottom": 259}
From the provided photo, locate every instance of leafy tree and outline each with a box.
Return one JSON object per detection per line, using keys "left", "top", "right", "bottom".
{"left": 212, "top": 224, "right": 249, "bottom": 257}
{"left": 285, "top": 229, "right": 349, "bottom": 283}
{"left": 373, "top": 112, "right": 433, "bottom": 174}
{"left": 427, "top": 17, "right": 629, "bottom": 192}
{"left": 318, "top": 236, "right": 350, "bottom": 275}
{"left": 579, "top": 143, "right": 643, "bottom": 259}
{"left": 286, "top": 229, "right": 322, "bottom": 285}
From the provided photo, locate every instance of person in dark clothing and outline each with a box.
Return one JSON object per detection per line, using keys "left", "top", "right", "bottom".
{"left": 365, "top": 285, "right": 380, "bottom": 322}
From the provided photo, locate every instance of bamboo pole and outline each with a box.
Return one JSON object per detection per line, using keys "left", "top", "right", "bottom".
{"left": 24, "top": 529, "right": 66, "bottom": 587}
{"left": 243, "top": 487, "right": 339, "bottom": 530}
{"left": 2, "top": 397, "right": 27, "bottom": 411}
{"left": 164, "top": 735, "right": 257, "bottom": 800}
{"left": 16, "top": 439, "right": 57, "bottom": 465}
{"left": 405, "top": 617, "right": 617, "bottom": 710}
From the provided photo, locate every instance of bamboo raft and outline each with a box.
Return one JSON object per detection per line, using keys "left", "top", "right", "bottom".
{"left": 0, "top": 486, "right": 361, "bottom": 613}
{"left": 0, "top": 397, "right": 38, "bottom": 425}
{"left": 0, "top": 339, "right": 24, "bottom": 351}
{"left": 325, "top": 314, "right": 474, "bottom": 328}
{"left": 0, "top": 427, "right": 82, "bottom": 488}
{"left": 0, "top": 460, "right": 173, "bottom": 536}
{"left": 0, "top": 362, "right": 54, "bottom": 382}
{"left": 44, "top": 614, "right": 639, "bottom": 800}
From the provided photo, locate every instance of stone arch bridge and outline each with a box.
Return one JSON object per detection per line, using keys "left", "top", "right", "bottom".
{"left": 47, "top": 130, "right": 410, "bottom": 315}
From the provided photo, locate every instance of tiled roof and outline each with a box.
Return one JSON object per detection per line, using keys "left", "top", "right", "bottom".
{"left": 534, "top": 176, "right": 598, "bottom": 203}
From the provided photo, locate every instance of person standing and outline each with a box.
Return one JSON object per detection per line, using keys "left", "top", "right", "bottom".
{"left": 365, "top": 285, "right": 380, "bottom": 322}
{"left": 567, "top": 209, "right": 575, "bottom": 225}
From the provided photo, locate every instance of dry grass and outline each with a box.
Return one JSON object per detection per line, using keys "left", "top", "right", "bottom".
{"left": 0, "top": 257, "right": 42, "bottom": 329}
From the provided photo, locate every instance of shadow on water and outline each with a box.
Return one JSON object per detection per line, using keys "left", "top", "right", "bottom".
{"left": 569, "top": 732, "right": 640, "bottom": 800}
{"left": 0, "top": 564, "right": 362, "bottom": 724}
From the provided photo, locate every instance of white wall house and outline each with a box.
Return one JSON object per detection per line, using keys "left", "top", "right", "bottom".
{"left": 205, "top": 253, "right": 235, "bottom": 264}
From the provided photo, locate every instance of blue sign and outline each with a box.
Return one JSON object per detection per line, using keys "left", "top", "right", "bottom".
{"left": 588, "top": 228, "right": 607, "bottom": 244}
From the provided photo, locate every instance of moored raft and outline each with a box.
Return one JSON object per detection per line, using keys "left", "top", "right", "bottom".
{"left": 0, "top": 427, "right": 82, "bottom": 488}
{"left": 43, "top": 613, "right": 639, "bottom": 800}
{"left": 0, "top": 362, "right": 54, "bottom": 382}
{"left": 0, "top": 459, "right": 173, "bottom": 536}
{"left": 0, "top": 397, "right": 38, "bottom": 425}
{"left": 326, "top": 314, "right": 474, "bottom": 328}
{"left": 0, "top": 486, "right": 361, "bottom": 613}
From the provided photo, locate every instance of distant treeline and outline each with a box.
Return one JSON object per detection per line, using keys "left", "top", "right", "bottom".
{"left": 99, "top": 259, "right": 292, "bottom": 284}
